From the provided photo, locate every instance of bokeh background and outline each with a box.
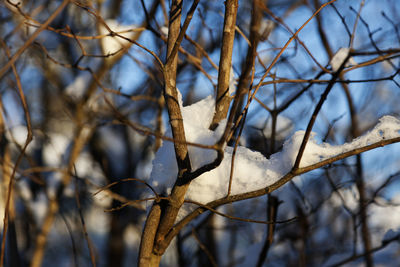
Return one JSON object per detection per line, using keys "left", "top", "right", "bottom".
{"left": 1, "top": 0, "right": 400, "bottom": 266}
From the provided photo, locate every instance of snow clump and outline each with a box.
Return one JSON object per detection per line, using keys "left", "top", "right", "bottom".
{"left": 149, "top": 93, "right": 400, "bottom": 206}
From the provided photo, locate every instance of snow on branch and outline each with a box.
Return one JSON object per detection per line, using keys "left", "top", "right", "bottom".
{"left": 330, "top": 47, "right": 357, "bottom": 72}
{"left": 150, "top": 94, "right": 400, "bottom": 205}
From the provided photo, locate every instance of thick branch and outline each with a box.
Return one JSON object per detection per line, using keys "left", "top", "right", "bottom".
{"left": 151, "top": 0, "right": 196, "bottom": 258}
{"left": 210, "top": 0, "right": 238, "bottom": 130}
{"left": 138, "top": 203, "right": 162, "bottom": 266}
{"left": 231, "top": 0, "right": 263, "bottom": 136}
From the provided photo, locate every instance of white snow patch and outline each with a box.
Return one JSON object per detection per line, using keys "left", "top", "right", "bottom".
{"left": 72, "top": 151, "right": 100, "bottom": 179}
{"left": 43, "top": 133, "right": 70, "bottom": 166}
{"left": 150, "top": 93, "right": 400, "bottom": 206}
{"left": 370, "top": 194, "right": 400, "bottom": 234}
{"left": 29, "top": 192, "right": 48, "bottom": 225}
{"left": 86, "top": 204, "right": 110, "bottom": 236}
{"left": 6, "top": 125, "right": 30, "bottom": 147}
{"left": 160, "top": 26, "right": 169, "bottom": 36}
{"left": 259, "top": 20, "right": 274, "bottom": 36}
{"left": 330, "top": 47, "right": 357, "bottom": 71}
{"left": 46, "top": 172, "right": 63, "bottom": 199}
{"left": 17, "top": 180, "right": 33, "bottom": 201}
{"left": 5, "top": 125, "right": 38, "bottom": 154}
{"left": 99, "top": 19, "right": 137, "bottom": 55}
{"left": 229, "top": 67, "right": 237, "bottom": 96}
{"left": 124, "top": 224, "right": 141, "bottom": 248}
{"left": 65, "top": 74, "right": 90, "bottom": 99}
{"left": 330, "top": 186, "right": 359, "bottom": 212}
{"left": 331, "top": 188, "right": 400, "bottom": 246}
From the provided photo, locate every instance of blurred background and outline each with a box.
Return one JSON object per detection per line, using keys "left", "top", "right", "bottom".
{"left": 1, "top": 0, "right": 400, "bottom": 266}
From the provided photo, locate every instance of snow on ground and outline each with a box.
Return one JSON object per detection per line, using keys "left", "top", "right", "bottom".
{"left": 150, "top": 93, "right": 400, "bottom": 205}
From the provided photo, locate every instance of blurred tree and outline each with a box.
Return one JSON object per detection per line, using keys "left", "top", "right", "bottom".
{"left": 0, "top": 0, "right": 400, "bottom": 266}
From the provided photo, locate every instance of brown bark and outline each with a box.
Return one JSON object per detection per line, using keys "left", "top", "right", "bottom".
{"left": 139, "top": 0, "right": 193, "bottom": 264}
{"left": 138, "top": 203, "right": 162, "bottom": 267}
{"left": 153, "top": 0, "right": 192, "bottom": 251}
{"left": 232, "top": 0, "right": 263, "bottom": 131}
{"left": 210, "top": 0, "right": 239, "bottom": 129}
{"left": 139, "top": 1, "right": 239, "bottom": 263}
